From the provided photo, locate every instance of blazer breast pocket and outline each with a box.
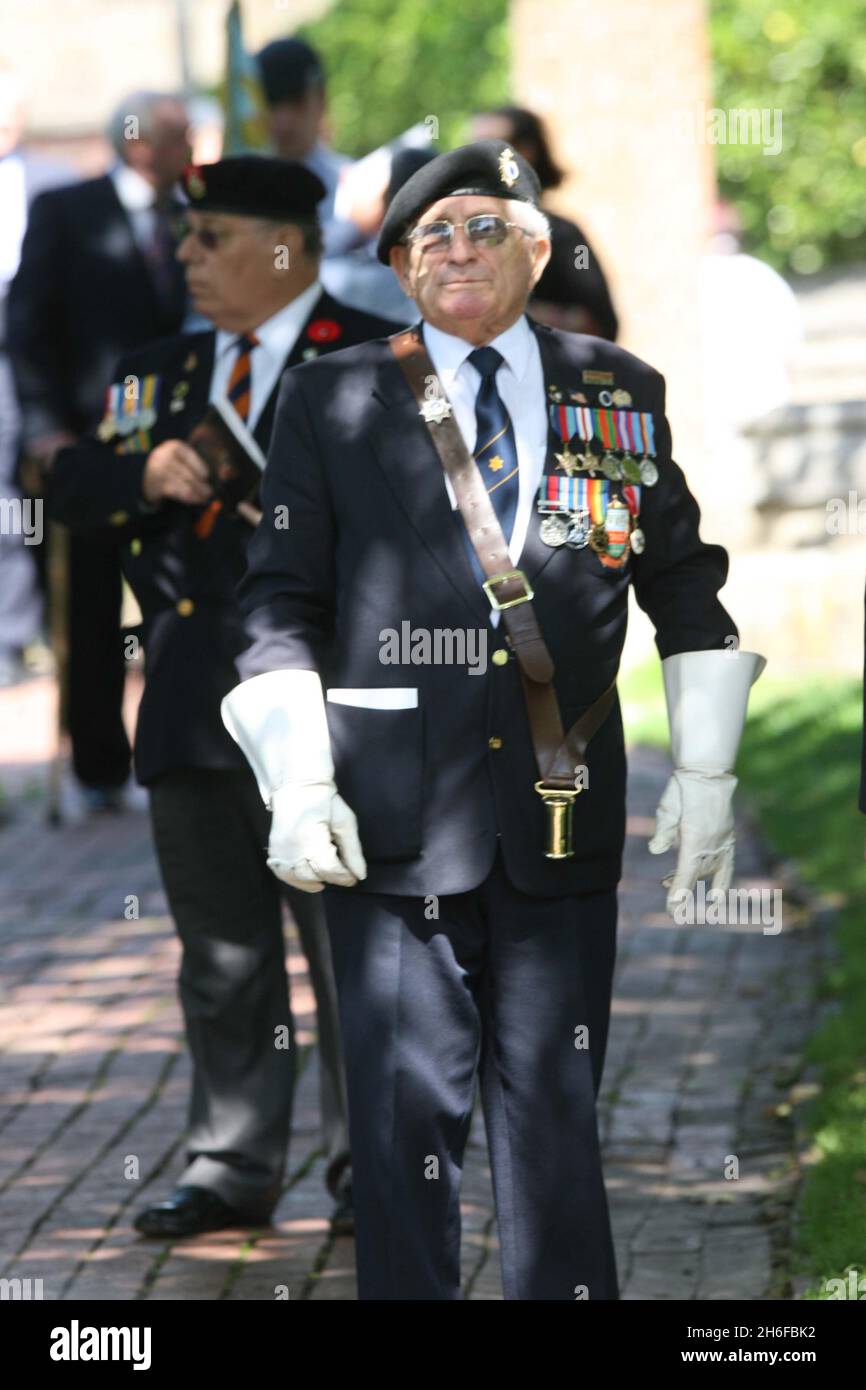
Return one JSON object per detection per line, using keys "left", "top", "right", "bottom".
{"left": 325, "top": 693, "right": 423, "bottom": 863}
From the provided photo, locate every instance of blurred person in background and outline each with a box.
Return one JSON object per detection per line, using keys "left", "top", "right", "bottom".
{"left": 471, "top": 106, "right": 618, "bottom": 340}
{"left": 257, "top": 36, "right": 357, "bottom": 258}
{"left": 321, "top": 145, "right": 437, "bottom": 323}
{"left": 0, "top": 64, "right": 71, "bottom": 687}
{"left": 47, "top": 155, "right": 399, "bottom": 1238}
{"left": 7, "top": 90, "right": 190, "bottom": 810}
{"left": 699, "top": 199, "right": 803, "bottom": 547}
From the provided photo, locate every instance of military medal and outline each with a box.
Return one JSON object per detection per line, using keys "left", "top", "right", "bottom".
{"left": 566, "top": 510, "right": 590, "bottom": 549}
{"left": 420, "top": 395, "right": 452, "bottom": 424}
{"left": 598, "top": 389, "right": 613, "bottom": 407}
{"left": 612, "top": 388, "right": 632, "bottom": 407}
{"left": 630, "top": 527, "right": 646, "bottom": 554}
{"left": 640, "top": 458, "right": 659, "bottom": 485}
{"left": 621, "top": 455, "right": 642, "bottom": 484}
{"left": 555, "top": 446, "right": 580, "bottom": 476}
{"left": 636, "top": 411, "right": 658, "bottom": 485}
{"left": 540, "top": 514, "right": 570, "bottom": 547}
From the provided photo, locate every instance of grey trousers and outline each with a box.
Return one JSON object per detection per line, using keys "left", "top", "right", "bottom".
{"left": 149, "top": 768, "right": 350, "bottom": 1219}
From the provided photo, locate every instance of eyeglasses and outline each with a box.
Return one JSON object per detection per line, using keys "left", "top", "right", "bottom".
{"left": 173, "top": 218, "right": 259, "bottom": 251}
{"left": 403, "top": 214, "right": 533, "bottom": 254}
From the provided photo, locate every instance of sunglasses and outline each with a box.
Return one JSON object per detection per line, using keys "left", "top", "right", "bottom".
{"left": 173, "top": 218, "right": 251, "bottom": 251}
{"left": 404, "top": 214, "right": 533, "bottom": 253}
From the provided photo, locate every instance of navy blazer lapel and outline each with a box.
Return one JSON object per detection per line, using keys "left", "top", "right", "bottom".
{"left": 181, "top": 332, "right": 215, "bottom": 429}
{"left": 369, "top": 340, "right": 490, "bottom": 623}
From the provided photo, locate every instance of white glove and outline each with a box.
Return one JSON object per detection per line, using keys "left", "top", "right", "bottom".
{"left": 221, "top": 669, "right": 367, "bottom": 893}
{"left": 648, "top": 648, "right": 766, "bottom": 915}
{"left": 267, "top": 783, "right": 367, "bottom": 893}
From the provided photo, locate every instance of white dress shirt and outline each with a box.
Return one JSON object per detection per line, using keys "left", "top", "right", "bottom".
{"left": 422, "top": 315, "right": 547, "bottom": 623}
{"left": 209, "top": 280, "right": 324, "bottom": 430}
{"left": 0, "top": 151, "right": 27, "bottom": 287}
{"left": 110, "top": 163, "right": 160, "bottom": 254}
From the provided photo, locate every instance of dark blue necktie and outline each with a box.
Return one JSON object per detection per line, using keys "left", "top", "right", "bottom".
{"left": 460, "top": 346, "right": 520, "bottom": 584}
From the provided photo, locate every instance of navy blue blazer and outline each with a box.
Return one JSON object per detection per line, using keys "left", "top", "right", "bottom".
{"left": 237, "top": 317, "right": 738, "bottom": 899}
{"left": 48, "top": 290, "right": 398, "bottom": 786}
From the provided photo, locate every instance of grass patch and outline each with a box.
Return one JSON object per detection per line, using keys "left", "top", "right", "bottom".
{"left": 620, "top": 659, "right": 866, "bottom": 1298}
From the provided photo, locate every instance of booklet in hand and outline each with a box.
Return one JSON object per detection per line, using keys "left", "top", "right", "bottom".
{"left": 187, "top": 400, "right": 267, "bottom": 513}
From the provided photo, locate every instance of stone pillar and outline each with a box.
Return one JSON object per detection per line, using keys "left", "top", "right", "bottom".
{"left": 511, "top": 0, "right": 719, "bottom": 538}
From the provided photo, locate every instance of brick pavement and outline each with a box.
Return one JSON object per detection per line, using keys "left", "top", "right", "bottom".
{"left": 0, "top": 677, "right": 829, "bottom": 1300}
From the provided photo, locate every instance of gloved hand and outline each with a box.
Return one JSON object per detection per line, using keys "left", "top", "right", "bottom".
{"left": 648, "top": 649, "right": 766, "bottom": 917}
{"left": 267, "top": 782, "right": 367, "bottom": 893}
{"left": 648, "top": 769, "right": 736, "bottom": 914}
{"left": 221, "top": 669, "right": 367, "bottom": 892}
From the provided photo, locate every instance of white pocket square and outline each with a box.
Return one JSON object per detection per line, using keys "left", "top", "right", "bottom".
{"left": 326, "top": 687, "right": 419, "bottom": 710}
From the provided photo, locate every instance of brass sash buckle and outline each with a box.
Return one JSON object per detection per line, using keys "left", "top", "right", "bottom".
{"left": 482, "top": 568, "right": 534, "bottom": 611}
{"left": 534, "top": 781, "right": 581, "bottom": 859}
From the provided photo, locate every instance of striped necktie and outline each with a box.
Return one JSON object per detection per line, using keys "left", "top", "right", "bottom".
{"left": 195, "top": 332, "right": 260, "bottom": 539}
{"left": 459, "top": 346, "right": 520, "bottom": 585}
{"left": 226, "top": 332, "right": 260, "bottom": 423}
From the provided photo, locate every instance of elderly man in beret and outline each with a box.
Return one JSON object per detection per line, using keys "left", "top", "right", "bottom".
{"left": 48, "top": 156, "right": 399, "bottom": 1239}
{"left": 222, "top": 141, "right": 765, "bottom": 1299}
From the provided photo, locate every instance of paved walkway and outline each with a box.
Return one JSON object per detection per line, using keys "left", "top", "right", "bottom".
{"left": 0, "top": 677, "right": 828, "bottom": 1300}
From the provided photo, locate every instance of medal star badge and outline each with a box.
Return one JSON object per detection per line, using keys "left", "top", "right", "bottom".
{"left": 498, "top": 147, "right": 520, "bottom": 188}
{"left": 97, "top": 416, "right": 117, "bottom": 442}
{"left": 420, "top": 396, "right": 452, "bottom": 424}
{"left": 555, "top": 447, "right": 580, "bottom": 476}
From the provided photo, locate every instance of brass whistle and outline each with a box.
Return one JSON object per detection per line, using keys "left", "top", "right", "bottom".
{"left": 534, "top": 782, "right": 581, "bottom": 859}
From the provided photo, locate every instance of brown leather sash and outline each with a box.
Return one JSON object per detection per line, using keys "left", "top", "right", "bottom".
{"left": 390, "top": 327, "right": 616, "bottom": 794}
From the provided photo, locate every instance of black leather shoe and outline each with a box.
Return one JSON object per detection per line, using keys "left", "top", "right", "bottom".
{"left": 133, "top": 1185, "right": 253, "bottom": 1238}
{"left": 330, "top": 1185, "right": 354, "bottom": 1237}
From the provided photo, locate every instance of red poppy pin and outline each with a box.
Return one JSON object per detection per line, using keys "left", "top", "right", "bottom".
{"left": 307, "top": 318, "right": 342, "bottom": 344}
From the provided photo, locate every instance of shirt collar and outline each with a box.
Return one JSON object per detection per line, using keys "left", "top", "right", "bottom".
{"left": 215, "top": 280, "right": 324, "bottom": 363}
{"left": 422, "top": 313, "right": 535, "bottom": 386}
{"left": 110, "top": 162, "right": 157, "bottom": 211}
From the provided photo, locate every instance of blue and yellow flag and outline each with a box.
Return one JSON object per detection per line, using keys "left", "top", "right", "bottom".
{"left": 222, "top": 0, "right": 272, "bottom": 155}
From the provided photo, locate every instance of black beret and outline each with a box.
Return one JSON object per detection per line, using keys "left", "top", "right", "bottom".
{"left": 182, "top": 156, "right": 326, "bottom": 220}
{"left": 257, "top": 38, "right": 324, "bottom": 105}
{"left": 377, "top": 140, "right": 542, "bottom": 264}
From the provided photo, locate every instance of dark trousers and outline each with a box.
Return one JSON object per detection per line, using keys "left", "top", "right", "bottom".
{"left": 324, "top": 851, "right": 620, "bottom": 1300}
{"left": 66, "top": 532, "right": 130, "bottom": 788}
{"left": 149, "top": 768, "right": 350, "bottom": 1219}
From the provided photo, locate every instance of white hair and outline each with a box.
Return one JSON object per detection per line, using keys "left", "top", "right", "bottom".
{"left": 508, "top": 199, "right": 551, "bottom": 241}
{"left": 106, "top": 91, "right": 185, "bottom": 157}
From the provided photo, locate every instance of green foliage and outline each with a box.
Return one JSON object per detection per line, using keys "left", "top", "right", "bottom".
{"left": 299, "top": 0, "right": 864, "bottom": 274}
{"left": 710, "top": 0, "right": 866, "bottom": 273}
{"left": 300, "top": 0, "right": 510, "bottom": 158}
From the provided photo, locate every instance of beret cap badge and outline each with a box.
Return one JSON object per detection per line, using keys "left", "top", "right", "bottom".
{"left": 186, "top": 166, "right": 206, "bottom": 199}
{"left": 498, "top": 147, "right": 520, "bottom": 188}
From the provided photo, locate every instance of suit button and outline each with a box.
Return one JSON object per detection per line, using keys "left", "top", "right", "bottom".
{"left": 488, "top": 736, "right": 503, "bottom": 750}
{"left": 108, "top": 510, "right": 129, "bottom": 526}
{"left": 492, "top": 649, "right": 509, "bottom": 666}
{"left": 176, "top": 598, "right": 195, "bottom": 617}
{"left": 130, "top": 538, "right": 142, "bottom": 556}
